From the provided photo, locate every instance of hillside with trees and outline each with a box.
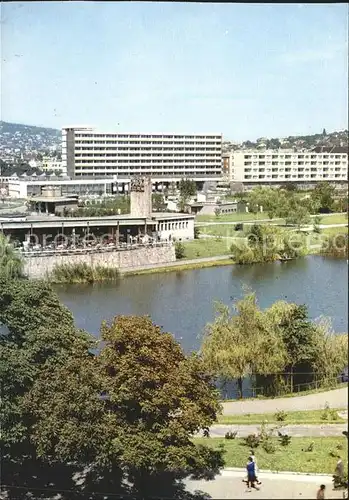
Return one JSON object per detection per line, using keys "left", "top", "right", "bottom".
{"left": 0, "top": 121, "right": 61, "bottom": 156}
{"left": 223, "top": 129, "right": 348, "bottom": 152}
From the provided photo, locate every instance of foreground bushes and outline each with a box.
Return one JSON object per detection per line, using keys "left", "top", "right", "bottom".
{"left": 1, "top": 278, "right": 223, "bottom": 498}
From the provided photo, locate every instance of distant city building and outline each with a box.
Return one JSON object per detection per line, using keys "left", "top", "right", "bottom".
{"left": 28, "top": 159, "right": 41, "bottom": 169}
{"left": 222, "top": 149, "right": 348, "bottom": 187}
{"left": 28, "top": 186, "right": 79, "bottom": 216}
{"left": 8, "top": 177, "right": 116, "bottom": 199}
{"left": 2, "top": 175, "right": 195, "bottom": 243}
{"left": 189, "top": 199, "right": 247, "bottom": 216}
{"left": 61, "top": 126, "right": 222, "bottom": 184}
{"left": 41, "top": 156, "right": 66, "bottom": 174}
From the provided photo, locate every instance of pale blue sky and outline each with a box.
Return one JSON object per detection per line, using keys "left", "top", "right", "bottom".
{"left": 1, "top": 2, "right": 348, "bottom": 140}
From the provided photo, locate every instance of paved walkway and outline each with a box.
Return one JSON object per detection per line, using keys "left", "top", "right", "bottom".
{"left": 184, "top": 469, "right": 345, "bottom": 499}
{"left": 222, "top": 388, "right": 348, "bottom": 416}
{"left": 197, "top": 423, "right": 347, "bottom": 438}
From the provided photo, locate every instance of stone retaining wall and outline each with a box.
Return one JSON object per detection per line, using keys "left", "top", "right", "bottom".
{"left": 23, "top": 246, "right": 176, "bottom": 279}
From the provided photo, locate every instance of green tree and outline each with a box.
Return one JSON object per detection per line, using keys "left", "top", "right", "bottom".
{"left": 177, "top": 197, "right": 188, "bottom": 213}
{"left": 281, "top": 231, "right": 307, "bottom": 259}
{"left": 282, "top": 182, "right": 298, "bottom": 192}
{"left": 285, "top": 205, "right": 311, "bottom": 229}
{"left": 311, "top": 320, "right": 348, "bottom": 385}
{"left": 313, "top": 215, "right": 322, "bottom": 234}
{"left": 0, "top": 278, "right": 94, "bottom": 495}
{"left": 274, "top": 304, "right": 317, "bottom": 392}
{"left": 27, "top": 316, "right": 224, "bottom": 495}
{"left": 194, "top": 226, "right": 201, "bottom": 239}
{"left": 311, "top": 182, "right": 335, "bottom": 213}
{"left": 179, "top": 178, "right": 197, "bottom": 200}
{"left": 175, "top": 241, "right": 186, "bottom": 259}
{"left": 98, "top": 316, "right": 223, "bottom": 493}
{"left": 201, "top": 294, "right": 286, "bottom": 398}
{"left": 247, "top": 187, "right": 280, "bottom": 219}
{"left": 23, "top": 351, "right": 126, "bottom": 496}
{"left": 0, "top": 233, "right": 24, "bottom": 279}
{"left": 178, "top": 179, "right": 197, "bottom": 214}
{"left": 231, "top": 225, "right": 285, "bottom": 264}
{"left": 152, "top": 193, "right": 166, "bottom": 212}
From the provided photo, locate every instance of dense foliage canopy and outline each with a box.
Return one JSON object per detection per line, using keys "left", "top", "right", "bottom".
{"left": 201, "top": 291, "right": 348, "bottom": 398}
{"left": 0, "top": 278, "right": 223, "bottom": 499}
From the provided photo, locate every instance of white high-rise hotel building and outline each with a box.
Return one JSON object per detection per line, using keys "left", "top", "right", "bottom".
{"left": 62, "top": 126, "right": 222, "bottom": 186}
{"left": 223, "top": 149, "right": 348, "bottom": 186}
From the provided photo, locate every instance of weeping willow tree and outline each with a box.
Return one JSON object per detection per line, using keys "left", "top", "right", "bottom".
{"left": 312, "top": 318, "right": 348, "bottom": 385}
{"left": 200, "top": 292, "right": 287, "bottom": 398}
{"left": 0, "top": 234, "right": 24, "bottom": 279}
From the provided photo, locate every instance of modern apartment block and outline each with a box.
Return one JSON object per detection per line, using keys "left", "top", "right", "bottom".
{"left": 62, "top": 126, "right": 222, "bottom": 186}
{"left": 223, "top": 150, "right": 348, "bottom": 188}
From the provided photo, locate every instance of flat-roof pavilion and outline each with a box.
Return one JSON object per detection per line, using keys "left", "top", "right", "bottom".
{"left": 0, "top": 212, "right": 194, "bottom": 231}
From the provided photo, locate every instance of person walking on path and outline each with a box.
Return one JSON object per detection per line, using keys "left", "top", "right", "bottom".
{"left": 246, "top": 456, "right": 259, "bottom": 492}
{"left": 250, "top": 450, "right": 262, "bottom": 485}
{"left": 316, "top": 484, "right": 326, "bottom": 499}
{"left": 335, "top": 457, "right": 345, "bottom": 483}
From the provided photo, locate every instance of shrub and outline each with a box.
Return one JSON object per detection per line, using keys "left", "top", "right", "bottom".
{"left": 235, "top": 223, "right": 243, "bottom": 231}
{"left": 321, "top": 402, "right": 338, "bottom": 421}
{"left": 214, "top": 207, "right": 221, "bottom": 218}
{"left": 278, "top": 433, "right": 292, "bottom": 447}
{"left": 274, "top": 410, "right": 287, "bottom": 422}
{"left": 262, "top": 437, "right": 276, "bottom": 454}
{"left": 244, "top": 434, "right": 260, "bottom": 448}
{"left": 225, "top": 431, "right": 238, "bottom": 440}
{"left": 194, "top": 226, "right": 201, "bottom": 239}
{"left": 175, "top": 242, "right": 186, "bottom": 259}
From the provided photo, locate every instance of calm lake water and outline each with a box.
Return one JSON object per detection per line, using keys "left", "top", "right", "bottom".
{"left": 56, "top": 255, "right": 348, "bottom": 354}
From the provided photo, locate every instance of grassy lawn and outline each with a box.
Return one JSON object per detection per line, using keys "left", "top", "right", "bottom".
{"left": 199, "top": 225, "right": 246, "bottom": 238}
{"left": 198, "top": 221, "right": 347, "bottom": 242}
{"left": 308, "top": 226, "right": 348, "bottom": 245}
{"left": 196, "top": 212, "right": 268, "bottom": 223}
{"left": 193, "top": 437, "right": 348, "bottom": 474}
{"left": 317, "top": 213, "right": 348, "bottom": 225}
{"left": 322, "top": 226, "right": 348, "bottom": 235}
{"left": 181, "top": 238, "right": 232, "bottom": 259}
{"left": 217, "top": 408, "right": 346, "bottom": 425}
{"left": 195, "top": 212, "right": 347, "bottom": 225}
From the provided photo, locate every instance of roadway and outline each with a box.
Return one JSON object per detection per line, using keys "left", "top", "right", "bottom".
{"left": 184, "top": 469, "right": 345, "bottom": 499}
{"left": 221, "top": 388, "right": 348, "bottom": 415}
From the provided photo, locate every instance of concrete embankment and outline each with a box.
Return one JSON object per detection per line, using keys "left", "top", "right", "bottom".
{"left": 23, "top": 245, "right": 176, "bottom": 279}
